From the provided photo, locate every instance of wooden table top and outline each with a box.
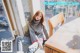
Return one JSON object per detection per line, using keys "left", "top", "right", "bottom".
{"left": 45, "top": 17, "right": 80, "bottom": 53}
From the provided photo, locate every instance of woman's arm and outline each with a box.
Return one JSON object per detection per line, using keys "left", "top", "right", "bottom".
{"left": 28, "top": 25, "right": 38, "bottom": 43}
{"left": 28, "top": 25, "right": 43, "bottom": 48}
{"left": 43, "top": 25, "right": 49, "bottom": 39}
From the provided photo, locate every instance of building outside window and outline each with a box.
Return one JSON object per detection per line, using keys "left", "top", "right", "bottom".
{"left": 44, "top": 0, "right": 80, "bottom": 22}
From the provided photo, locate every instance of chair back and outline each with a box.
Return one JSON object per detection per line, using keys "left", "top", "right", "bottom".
{"left": 48, "top": 12, "right": 64, "bottom": 37}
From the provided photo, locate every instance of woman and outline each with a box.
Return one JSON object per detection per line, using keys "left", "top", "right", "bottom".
{"left": 28, "top": 10, "right": 49, "bottom": 49}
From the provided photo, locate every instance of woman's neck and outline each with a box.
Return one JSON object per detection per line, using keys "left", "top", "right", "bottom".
{"left": 31, "top": 19, "right": 40, "bottom": 25}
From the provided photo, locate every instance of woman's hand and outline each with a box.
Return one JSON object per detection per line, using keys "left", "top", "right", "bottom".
{"left": 38, "top": 42, "right": 43, "bottom": 49}
{"left": 38, "top": 41, "right": 43, "bottom": 49}
{"left": 35, "top": 36, "right": 43, "bottom": 49}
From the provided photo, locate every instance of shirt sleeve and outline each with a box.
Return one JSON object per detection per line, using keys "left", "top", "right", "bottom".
{"left": 43, "top": 25, "right": 49, "bottom": 39}
{"left": 28, "top": 24, "right": 38, "bottom": 43}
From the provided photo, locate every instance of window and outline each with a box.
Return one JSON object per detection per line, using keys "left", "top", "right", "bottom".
{"left": 44, "top": 0, "right": 80, "bottom": 22}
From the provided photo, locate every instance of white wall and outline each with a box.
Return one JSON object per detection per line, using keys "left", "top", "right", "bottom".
{"left": 16, "top": 0, "right": 26, "bottom": 28}
{"left": 21, "top": 0, "right": 30, "bottom": 12}
{"left": 32, "top": 0, "right": 41, "bottom": 14}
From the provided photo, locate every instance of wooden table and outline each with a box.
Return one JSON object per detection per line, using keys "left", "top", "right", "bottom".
{"left": 44, "top": 18, "right": 80, "bottom": 53}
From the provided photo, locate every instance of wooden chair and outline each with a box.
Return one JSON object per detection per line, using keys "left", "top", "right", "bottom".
{"left": 48, "top": 12, "right": 64, "bottom": 37}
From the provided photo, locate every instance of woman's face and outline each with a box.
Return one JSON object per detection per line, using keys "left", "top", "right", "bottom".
{"left": 35, "top": 13, "right": 42, "bottom": 21}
